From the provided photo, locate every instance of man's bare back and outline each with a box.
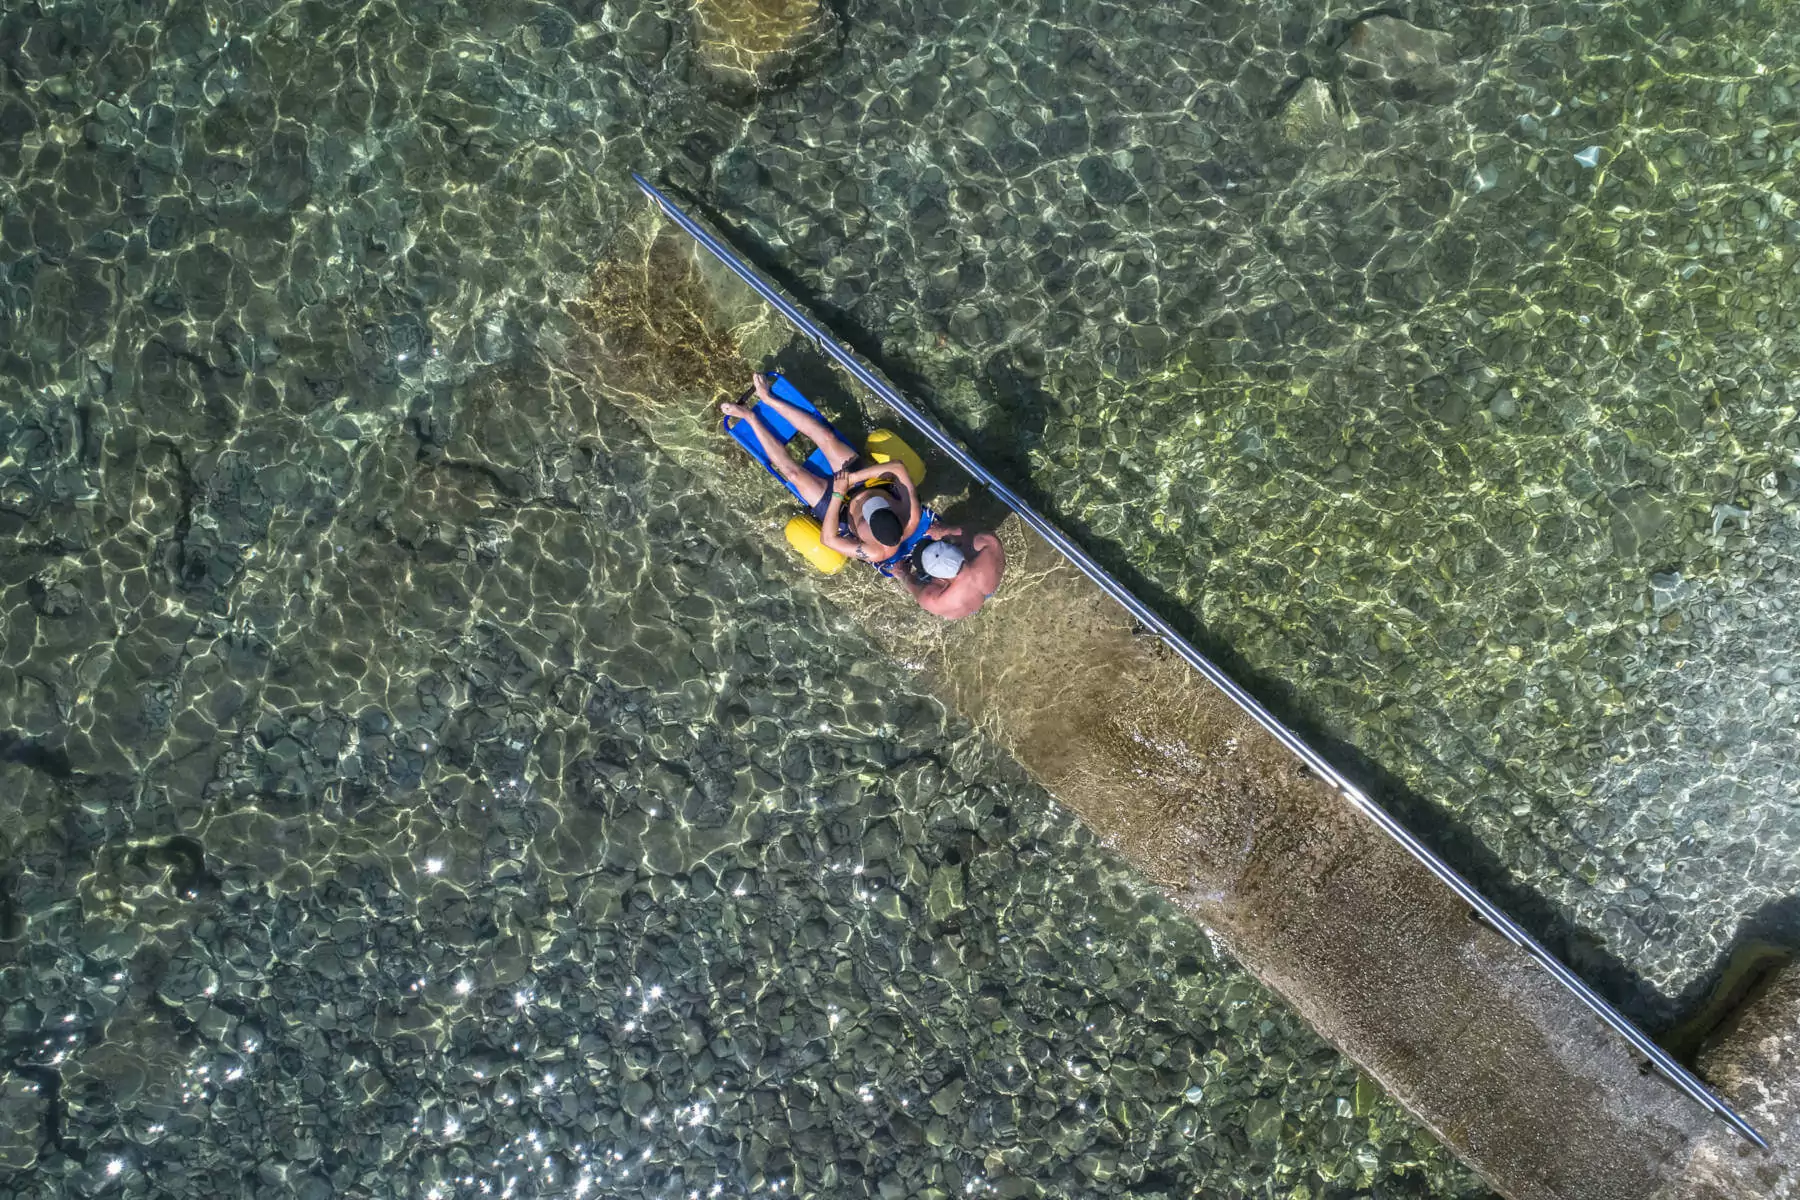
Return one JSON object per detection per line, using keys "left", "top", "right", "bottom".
{"left": 893, "top": 526, "right": 1005, "bottom": 620}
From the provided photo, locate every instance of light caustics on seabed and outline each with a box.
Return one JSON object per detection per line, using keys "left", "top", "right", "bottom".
{"left": 629, "top": 171, "right": 1768, "bottom": 1151}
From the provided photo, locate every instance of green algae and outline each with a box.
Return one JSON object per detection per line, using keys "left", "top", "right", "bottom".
{"left": 571, "top": 228, "right": 750, "bottom": 399}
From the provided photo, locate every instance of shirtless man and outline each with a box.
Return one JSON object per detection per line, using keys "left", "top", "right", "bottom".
{"left": 889, "top": 524, "right": 1006, "bottom": 620}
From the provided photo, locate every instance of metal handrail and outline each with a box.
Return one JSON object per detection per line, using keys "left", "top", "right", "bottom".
{"left": 630, "top": 171, "right": 1767, "bottom": 1150}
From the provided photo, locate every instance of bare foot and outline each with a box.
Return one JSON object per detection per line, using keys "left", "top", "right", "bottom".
{"left": 721, "top": 400, "right": 754, "bottom": 423}
{"left": 752, "top": 372, "right": 775, "bottom": 402}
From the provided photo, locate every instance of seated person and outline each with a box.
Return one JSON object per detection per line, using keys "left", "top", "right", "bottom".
{"left": 721, "top": 372, "right": 922, "bottom": 567}
{"left": 889, "top": 523, "right": 1006, "bottom": 620}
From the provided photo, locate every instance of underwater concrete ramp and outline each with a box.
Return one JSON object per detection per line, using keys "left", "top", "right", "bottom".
{"left": 1683, "top": 972, "right": 1800, "bottom": 1200}
{"left": 628, "top": 175, "right": 1790, "bottom": 1199}
{"left": 907, "top": 527, "right": 1790, "bottom": 1200}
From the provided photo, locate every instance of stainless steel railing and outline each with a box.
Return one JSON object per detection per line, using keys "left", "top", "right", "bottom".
{"left": 630, "top": 171, "right": 1766, "bottom": 1149}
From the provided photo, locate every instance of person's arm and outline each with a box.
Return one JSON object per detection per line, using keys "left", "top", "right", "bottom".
{"left": 891, "top": 569, "right": 930, "bottom": 600}
{"left": 846, "top": 460, "right": 911, "bottom": 490}
{"left": 837, "top": 463, "right": 921, "bottom": 540}
{"left": 893, "top": 570, "right": 959, "bottom": 616}
{"left": 817, "top": 471, "right": 868, "bottom": 559}
{"left": 858, "top": 460, "right": 921, "bottom": 538}
{"left": 973, "top": 532, "right": 1006, "bottom": 577}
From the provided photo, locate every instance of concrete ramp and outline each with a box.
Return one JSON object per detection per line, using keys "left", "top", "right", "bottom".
{"left": 921, "top": 534, "right": 1770, "bottom": 1200}
{"left": 1673, "top": 973, "right": 1800, "bottom": 1199}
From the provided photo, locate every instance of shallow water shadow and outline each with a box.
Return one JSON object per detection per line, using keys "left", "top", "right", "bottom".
{"left": 1657, "top": 895, "right": 1800, "bottom": 1064}
{"left": 970, "top": 347, "right": 1053, "bottom": 482}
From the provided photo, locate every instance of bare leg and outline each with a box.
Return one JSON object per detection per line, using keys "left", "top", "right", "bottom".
{"left": 722, "top": 400, "right": 827, "bottom": 509}
{"left": 751, "top": 373, "right": 859, "bottom": 470}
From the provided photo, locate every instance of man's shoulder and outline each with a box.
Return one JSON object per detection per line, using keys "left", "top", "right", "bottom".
{"left": 918, "top": 588, "right": 962, "bottom": 618}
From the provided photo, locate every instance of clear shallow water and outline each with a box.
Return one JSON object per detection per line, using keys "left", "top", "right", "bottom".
{"left": 707, "top": 0, "right": 1800, "bottom": 1014}
{"left": 0, "top": 1, "right": 1487, "bottom": 1198}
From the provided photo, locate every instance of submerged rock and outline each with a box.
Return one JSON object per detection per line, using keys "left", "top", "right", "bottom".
{"left": 1341, "top": 16, "right": 1461, "bottom": 103}
{"left": 691, "top": 0, "right": 839, "bottom": 94}
{"left": 1274, "top": 78, "right": 1341, "bottom": 147}
{"left": 0, "top": 1071, "right": 40, "bottom": 1171}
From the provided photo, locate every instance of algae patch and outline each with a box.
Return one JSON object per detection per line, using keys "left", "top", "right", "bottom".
{"left": 570, "top": 229, "right": 747, "bottom": 399}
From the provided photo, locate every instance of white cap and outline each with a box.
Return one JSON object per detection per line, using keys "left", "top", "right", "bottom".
{"left": 920, "top": 540, "right": 966, "bottom": 579}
